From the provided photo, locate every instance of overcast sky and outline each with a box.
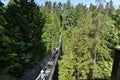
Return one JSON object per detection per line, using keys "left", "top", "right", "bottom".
{"left": 2, "top": 0, "right": 120, "bottom": 7}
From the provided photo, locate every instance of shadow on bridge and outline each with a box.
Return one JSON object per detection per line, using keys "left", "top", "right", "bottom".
{"left": 19, "top": 53, "right": 53, "bottom": 80}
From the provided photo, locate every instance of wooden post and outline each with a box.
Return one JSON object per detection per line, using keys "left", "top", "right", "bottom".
{"left": 111, "top": 46, "right": 120, "bottom": 80}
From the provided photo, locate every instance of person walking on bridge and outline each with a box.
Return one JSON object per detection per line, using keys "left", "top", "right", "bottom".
{"left": 35, "top": 69, "right": 47, "bottom": 80}
{"left": 51, "top": 46, "right": 60, "bottom": 60}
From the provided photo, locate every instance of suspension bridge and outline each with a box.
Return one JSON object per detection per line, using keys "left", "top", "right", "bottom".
{"left": 19, "top": 32, "right": 62, "bottom": 80}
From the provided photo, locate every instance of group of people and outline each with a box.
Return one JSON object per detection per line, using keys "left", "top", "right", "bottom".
{"left": 35, "top": 45, "right": 60, "bottom": 80}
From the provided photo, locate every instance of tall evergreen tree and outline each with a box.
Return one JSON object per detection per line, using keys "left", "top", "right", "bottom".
{"left": 0, "top": 0, "right": 4, "bottom": 10}
{"left": 111, "top": 6, "right": 120, "bottom": 45}
{"left": 105, "top": 0, "right": 115, "bottom": 17}
{"left": 59, "top": 1, "right": 117, "bottom": 79}
{"left": 63, "top": 0, "right": 76, "bottom": 30}
{"left": 89, "top": 0, "right": 116, "bottom": 78}
{"left": 41, "top": 1, "right": 62, "bottom": 54}
{"left": 0, "top": 0, "right": 45, "bottom": 78}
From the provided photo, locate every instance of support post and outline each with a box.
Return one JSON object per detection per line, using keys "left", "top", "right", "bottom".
{"left": 111, "top": 46, "right": 120, "bottom": 80}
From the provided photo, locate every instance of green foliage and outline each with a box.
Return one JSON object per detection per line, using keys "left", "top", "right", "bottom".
{"left": 0, "top": 0, "right": 46, "bottom": 79}
{"left": 0, "top": 0, "right": 120, "bottom": 80}
{"left": 59, "top": 54, "right": 76, "bottom": 80}
{"left": 41, "top": 1, "right": 61, "bottom": 52}
{"left": 62, "top": 0, "right": 76, "bottom": 30}
{"left": 58, "top": 1, "right": 119, "bottom": 79}
{"left": 0, "top": 75, "right": 17, "bottom": 80}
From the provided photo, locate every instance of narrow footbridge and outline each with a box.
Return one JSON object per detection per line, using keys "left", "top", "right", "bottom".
{"left": 19, "top": 33, "right": 62, "bottom": 80}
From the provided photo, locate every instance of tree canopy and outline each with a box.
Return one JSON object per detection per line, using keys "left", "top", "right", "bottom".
{"left": 0, "top": 0, "right": 120, "bottom": 79}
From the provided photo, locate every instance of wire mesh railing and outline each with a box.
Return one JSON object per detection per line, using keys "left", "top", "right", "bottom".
{"left": 20, "top": 32, "right": 62, "bottom": 80}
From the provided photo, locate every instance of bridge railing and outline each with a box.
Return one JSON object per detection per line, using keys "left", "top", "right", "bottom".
{"left": 20, "top": 32, "right": 62, "bottom": 80}
{"left": 45, "top": 45, "right": 61, "bottom": 80}
{"left": 19, "top": 53, "right": 52, "bottom": 80}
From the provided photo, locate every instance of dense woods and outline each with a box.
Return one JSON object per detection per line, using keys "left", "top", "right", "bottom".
{"left": 0, "top": 0, "right": 120, "bottom": 80}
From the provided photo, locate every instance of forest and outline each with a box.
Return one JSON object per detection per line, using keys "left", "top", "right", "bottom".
{"left": 0, "top": 0, "right": 120, "bottom": 80}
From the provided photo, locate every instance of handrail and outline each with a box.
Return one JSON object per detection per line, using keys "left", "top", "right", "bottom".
{"left": 35, "top": 32, "right": 62, "bottom": 80}
{"left": 20, "top": 32, "right": 62, "bottom": 80}
{"left": 19, "top": 54, "right": 52, "bottom": 80}
{"left": 45, "top": 48, "right": 61, "bottom": 80}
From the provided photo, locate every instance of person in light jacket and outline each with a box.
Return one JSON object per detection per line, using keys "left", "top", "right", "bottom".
{"left": 35, "top": 69, "right": 47, "bottom": 80}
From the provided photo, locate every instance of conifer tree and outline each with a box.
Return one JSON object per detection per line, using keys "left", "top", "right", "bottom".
{"left": 59, "top": 1, "right": 117, "bottom": 79}
{"left": 62, "top": 0, "right": 76, "bottom": 30}
{"left": 89, "top": 0, "right": 116, "bottom": 78}
{"left": 1, "top": 0, "right": 45, "bottom": 78}
{"left": 0, "top": 0, "right": 4, "bottom": 10}
{"left": 41, "top": 1, "right": 62, "bottom": 53}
